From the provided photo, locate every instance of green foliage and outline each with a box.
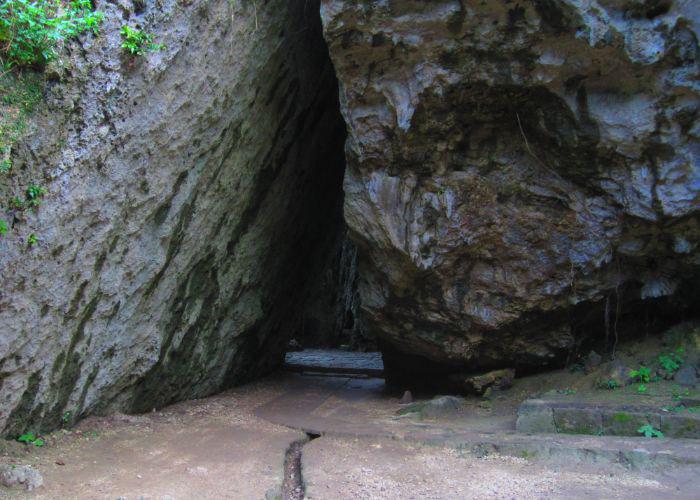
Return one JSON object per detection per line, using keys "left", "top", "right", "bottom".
{"left": 630, "top": 366, "right": 651, "bottom": 384}
{"left": 27, "top": 232, "right": 37, "bottom": 246}
{"left": 8, "top": 185, "right": 46, "bottom": 212}
{"left": 17, "top": 432, "right": 44, "bottom": 446}
{"left": 11, "top": 196, "right": 24, "bottom": 209}
{"left": 658, "top": 349, "right": 684, "bottom": 374}
{"left": 120, "top": 25, "right": 163, "bottom": 56}
{"left": 672, "top": 386, "right": 691, "bottom": 401}
{"left": 637, "top": 424, "right": 663, "bottom": 439}
{"left": 0, "top": 218, "right": 7, "bottom": 235}
{"left": 0, "top": 72, "right": 44, "bottom": 164}
{"left": 25, "top": 183, "right": 45, "bottom": 206}
{"left": 0, "top": 0, "right": 103, "bottom": 68}
{"left": 61, "top": 410, "right": 71, "bottom": 425}
{"left": 636, "top": 384, "right": 647, "bottom": 394}
{"left": 602, "top": 379, "right": 620, "bottom": 390}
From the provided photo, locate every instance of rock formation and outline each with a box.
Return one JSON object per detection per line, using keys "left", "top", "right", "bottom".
{"left": 0, "top": 0, "right": 348, "bottom": 435}
{"left": 1, "top": 0, "right": 699, "bottom": 435}
{"left": 320, "top": 0, "right": 699, "bottom": 379}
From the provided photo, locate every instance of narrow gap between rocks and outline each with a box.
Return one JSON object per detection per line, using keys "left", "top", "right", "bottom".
{"left": 272, "top": 1, "right": 380, "bottom": 380}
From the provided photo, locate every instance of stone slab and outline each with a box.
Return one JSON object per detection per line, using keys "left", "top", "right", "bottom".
{"left": 284, "top": 350, "right": 384, "bottom": 376}
{"left": 517, "top": 397, "right": 700, "bottom": 439}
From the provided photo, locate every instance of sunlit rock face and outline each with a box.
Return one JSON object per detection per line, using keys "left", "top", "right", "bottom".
{"left": 321, "top": 0, "right": 699, "bottom": 378}
{"left": 0, "top": 0, "right": 347, "bottom": 435}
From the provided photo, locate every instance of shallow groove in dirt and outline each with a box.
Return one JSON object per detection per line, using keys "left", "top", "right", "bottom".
{"left": 281, "top": 432, "right": 320, "bottom": 500}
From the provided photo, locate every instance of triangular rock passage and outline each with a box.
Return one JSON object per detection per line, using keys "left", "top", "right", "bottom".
{"left": 1, "top": 0, "right": 699, "bottom": 438}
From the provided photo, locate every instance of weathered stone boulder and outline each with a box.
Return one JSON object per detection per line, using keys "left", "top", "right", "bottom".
{"left": 598, "top": 360, "right": 635, "bottom": 388}
{"left": 674, "top": 364, "right": 698, "bottom": 386}
{"left": 397, "top": 395, "right": 465, "bottom": 419}
{"left": 449, "top": 368, "right": 515, "bottom": 395}
{"left": 0, "top": 464, "right": 43, "bottom": 491}
{"left": 0, "top": 0, "right": 347, "bottom": 435}
{"left": 321, "top": 1, "right": 700, "bottom": 379}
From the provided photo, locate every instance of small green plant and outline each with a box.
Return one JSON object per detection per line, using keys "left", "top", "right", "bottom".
{"left": 603, "top": 379, "right": 620, "bottom": 390}
{"left": 0, "top": 218, "right": 7, "bottom": 236}
{"left": 0, "top": 157, "right": 10, "bottom": 172}
{"left": 637, "top": 424, "right": 663, "bottom": 439}
{"left": 61, "top": 411, "right": 71, "bottom": 425}
{"left": 658, "top": 350, "right": 683, "bottom": 374}
{"left": 120, "top": 25, "right": 163, "bottom": 56}
{"left": 17, "top": 432, "right": 44, "bottom": 447}
{"left": 671, "top": 385, "right": 691, "bottom": 401}
{"left": 11, "top": 196, "right": 24, "bottom": 209}
{"left": 27, "top": 232, "right": 37, "bottom": 246}
{"left": 636, "top": 384, "right": 648, "bottom": 394}
{"left": 0, "top": 0, "right": 104, "bottom": 68}
{"left": 630, "top": 366, "right": 651, "bottom": 383}
{"left": 25, "top": 184, "right": 46, "bottom": 207}
{"left": 557, "top": 388, "right": 576, "bottom": 395}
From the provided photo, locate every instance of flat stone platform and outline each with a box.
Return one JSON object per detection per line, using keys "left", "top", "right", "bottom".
{"left": 284, "top": 349, "right": 384, "bottom": 377}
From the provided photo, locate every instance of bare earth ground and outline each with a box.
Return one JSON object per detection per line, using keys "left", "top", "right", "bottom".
{"left": 303, "top": 436, "right": 695, "bottom": 500}
{"left": 2, "top": 336, "right": 700, "bottom": 499}
{"left": 0, "top": 380, "right": 304, "bottom": 499}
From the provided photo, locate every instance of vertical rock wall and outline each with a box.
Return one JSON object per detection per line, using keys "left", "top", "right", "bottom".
{"left": 298, "top": 232, "right": 373, "bottom": 350}
{"left": 0, "top": 0, "right": 347, "bottom": 434}
{"left": 321, "top": 0, "right": 700, "bottom": 378}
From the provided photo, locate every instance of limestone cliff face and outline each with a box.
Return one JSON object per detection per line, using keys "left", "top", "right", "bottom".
{"left": 2, "top": 0, "right": 699, "bottom": 435}
{"left": 321, "top": 0, "right": 700, "bottom": 376}
{"left": 0, "top": 0, "right": 346, "bottom": 434}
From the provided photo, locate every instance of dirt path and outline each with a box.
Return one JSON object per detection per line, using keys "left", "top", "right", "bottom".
{"left": 1, "top": 379, "right": 303, "bottom": 499}
{"left": 302, "top": 436, "right": 698, "bottom": 500}
{"left": 1, "top": 372, "right": 699, "bottom": 499}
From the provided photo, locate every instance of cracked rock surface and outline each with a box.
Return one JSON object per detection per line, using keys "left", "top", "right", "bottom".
{"left": 320, "top": 0, "right": 700, "bottom": 376}
{"left": 0, "top": 0, "right": 346, "bottom": 435}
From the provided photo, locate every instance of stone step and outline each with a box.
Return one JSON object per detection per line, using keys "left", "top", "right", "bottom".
{"left": 517, "top": 398, "right": 700, "bottom": 439}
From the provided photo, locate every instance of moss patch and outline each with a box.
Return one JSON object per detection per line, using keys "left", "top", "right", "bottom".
{"left": 612, "top": 412, "right": 632, "bottom": 423}
{"left": 4, "top": 371, "right": 43, "bottom": 437}
{"left": 0, "top": 71, "right": 44, "bottom": 172}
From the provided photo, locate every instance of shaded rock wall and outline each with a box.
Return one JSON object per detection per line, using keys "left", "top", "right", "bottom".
{"left": 297, "top": 231, "right": 365, "bottom": 348}
{"left": 320, "top": 0, "right": 700, "bottom": 378}
{"left": 0, "top": 0, "right": 346, "bottom": 434}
